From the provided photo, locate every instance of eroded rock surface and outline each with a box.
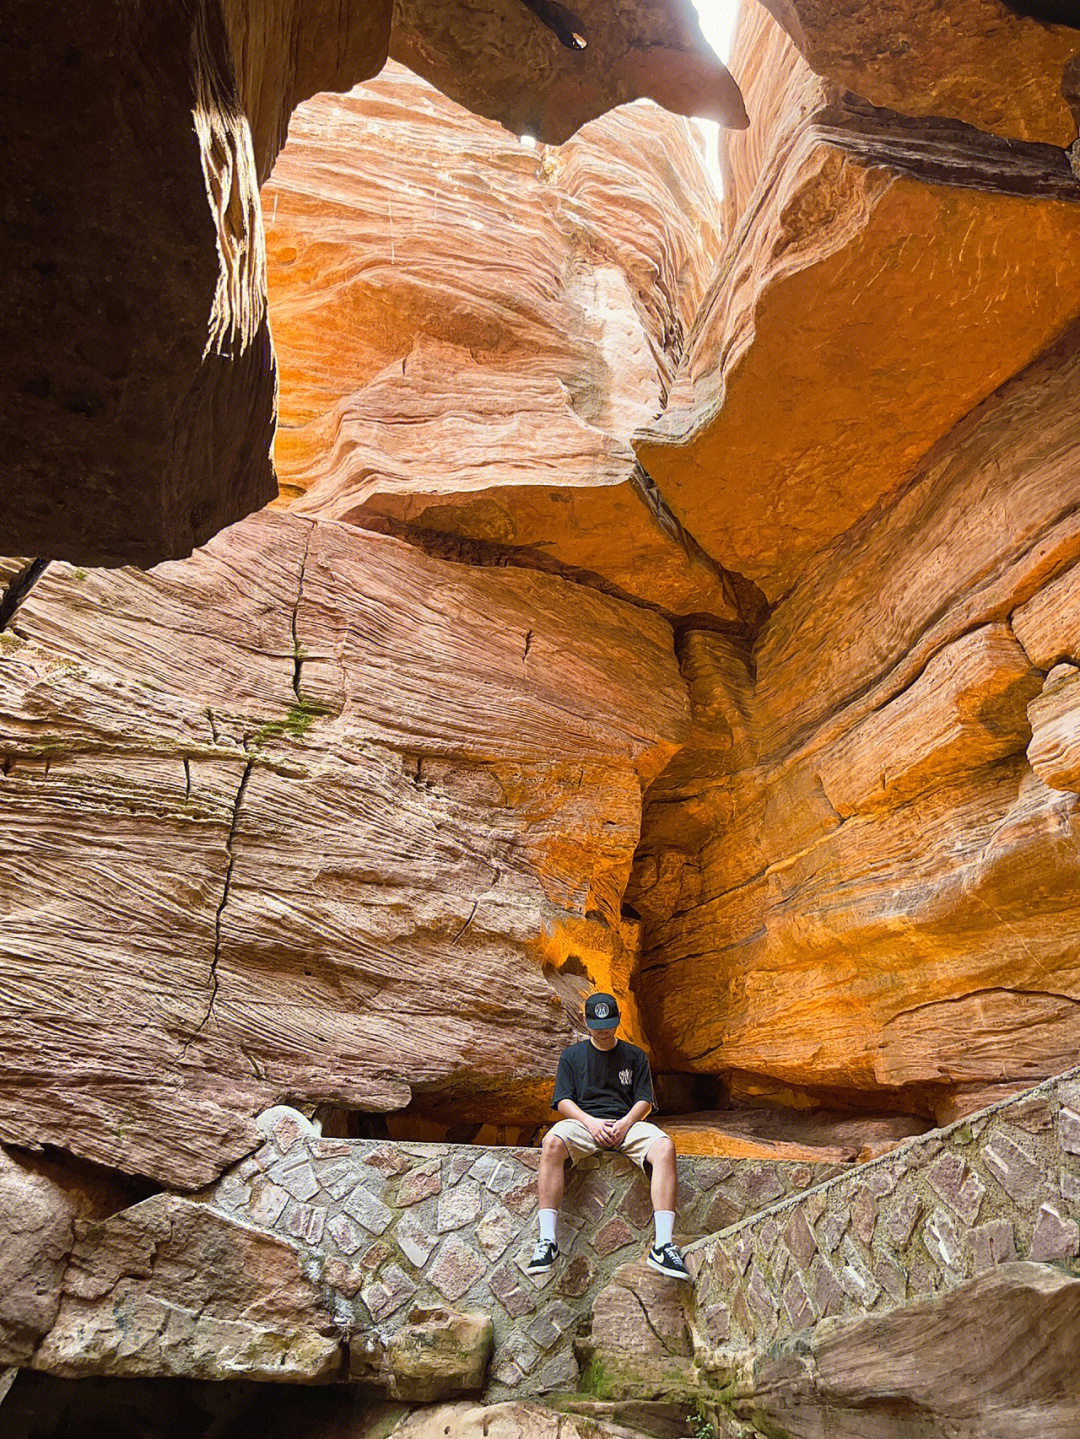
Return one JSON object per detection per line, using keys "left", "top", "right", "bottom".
{"left": 0, "top": 511, "right": 686, "bottom": 1184}
{"left": 632, "top": 325, "right": 1080, "bottom": 1112}
{"left": 746, "top": 1263, "right": 1080, "bottom": 1438}
{"left": 268, "top": 66, "right": 759, "bottom": 625}
{"left": 635, "top": 0, "right": 1080, "bottom": 599}
{"left": 4, "top": 0, "right": 743, "bottom": 568}
{"left": 759, "top": 0, "right": 1080, "bottom": 145}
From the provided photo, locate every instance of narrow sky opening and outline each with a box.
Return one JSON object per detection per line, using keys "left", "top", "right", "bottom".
{"left": 691, "top": 0, "right": 743, "bottom": 192}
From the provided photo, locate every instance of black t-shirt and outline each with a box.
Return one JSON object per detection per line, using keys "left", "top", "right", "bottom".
{"left": 551, "top": 1038, "right": 656, "bottom": 1120}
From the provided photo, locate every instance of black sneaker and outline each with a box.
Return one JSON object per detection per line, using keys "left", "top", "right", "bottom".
{"left": 647, "top": 1241, "right": 691, "bottom": 1280}
{"left": 526, "top": 1238, "right": 559, "bottom": 1275}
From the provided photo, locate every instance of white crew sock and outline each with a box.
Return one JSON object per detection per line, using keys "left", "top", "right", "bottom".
{"left": 654, "top": 1210, "right": 675, "bottom": 1247}
{"left": 539, "top": 1208, "right": 558, "bottom": 1243}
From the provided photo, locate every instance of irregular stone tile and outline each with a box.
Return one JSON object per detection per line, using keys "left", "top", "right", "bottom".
{"left": 591, "top": 1217, "right": 636, "bottom": 1258}
{"left": 489, "top": 1263, "right": 537, "bottom": 1318}
{"left": 316, "top": 1160, "right": 358, "bottom": 1201}
{"left": 396, "top": 1211, "right": 438, "bottom": 1270}
{"left": 1057, "top": 1106, "right": 1080, "bottom": 1156}
{"left": 556, "top": 1253, "right": 596, "bottom": 1299}
{"left": 973, "top": 1219, "right": 1017, "bottom": 1271}
{"left": 746, "top": 1265, "right": 778, "bottom": 1328}
{"left": 359, "top": 1241, "right": 392, "bottom": 1272}
{"left": 343, "top": 1183, "right": 394, "bottom": 1235}
{"left": 618, "top": 1181, "right": 655, "bottom": 1230}
{"left": 923, "top": 1210, "right": 963, "bottom": 1272}
{"left": 322, "top": 1257, "right": 365, "bottom": 1297}
{"left": 786, "top": 1206, "right": 817, "bottom": 1268}
{"left": 282, "top": 1199, "right": 325, "bottom": 1246}
{"left": 884, "top": 1191, "right": 923, "bottom": 1249}
{"left": 267, "top": 1159, "right": 320, "bottom": 1204}
{"left": 476, "top": 1203, "right": 517, "bottom": 1262}
{"left": 812, "top": 1259, "right": 845, "bottom": 1319}
{"left": 364, "top": 1144, "right": 411, "bottom": 1176}
{"left": 927, "top": 1152, "right": 986, "bottom": 1225}
{"left": 326, "top": 1211, "right": 362, "bottom": 1256}
{"left": 436, "top": 1179, "right": 482, "bottom": 1233}
{"left": 851, "top": 1187, "right": 878, "bottom": 1245}
{"left": 837, "top": 1237, "right": 882, "bottom": 1306}
{"left": 397, "top": 1164, "right": 442, "bottom": 1208}
{"left": 781, "top": 1271, "right": 814, "bottom": 1332}
{"left": 872, "top": 1252, "right": 907, "bottom": 1301}
{"left": 428, "top": 1235, "right": 485, "bottom": 1302}
{"left": 733, "top": 1231, "right": 755, "bottom": 1274}
{"left": 745, "top": 1167, "right": 786, "bottom": 1207}
{"left": 818, "top": 1209, "right": 848, "bottom": 1255}
{"left": 250, "top": 1181, "right": 290, "bottom": 1227}
{"left": 361, "top": 1263, "right": 416, "bottom": 1322}
{"left": 703, "top": 1303, "right": 731, "bottom": 1342}
{"left": 981, "top": 1133, "right": 1044, "bottom": 1208}
{"left": 1030, "top": 1204, "right": 1080, "bottom": 1262}
{"left": 533, "top": 1344, "right": 579, "bottom": 1392}
{"left": 526, "top": 1299, "right": 576, "bottom": 1351}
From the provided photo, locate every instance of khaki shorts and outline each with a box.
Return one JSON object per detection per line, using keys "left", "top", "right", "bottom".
{"left": 547, "top": 1118, "right": 669, "bottom": 1171}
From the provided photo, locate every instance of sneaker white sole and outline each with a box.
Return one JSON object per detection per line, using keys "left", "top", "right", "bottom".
{"left": 526, "top": 1263, "right": 556, "bottom": 1275}
{"left": 647, "top": 1253, "right": 691, "bottom": 1280}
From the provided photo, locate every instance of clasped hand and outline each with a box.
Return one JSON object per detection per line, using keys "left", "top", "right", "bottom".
{"left": 589, "top": 1116, "right": 627, "bottom": 1149}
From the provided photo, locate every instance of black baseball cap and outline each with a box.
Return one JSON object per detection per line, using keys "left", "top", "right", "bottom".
{"left": 584, "top": 992, "right": 620, "bottom": 1030}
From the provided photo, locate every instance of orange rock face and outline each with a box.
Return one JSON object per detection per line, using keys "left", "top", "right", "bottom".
{"left": 759, "top": 0, "right": 1080, "bottom": 145}
{"left": 635, "top": 0, "right": 1080, "bottom": 599}
{"left": 0, "top": 512, "right": 686, "bottom": 1185}
{"left": 266, "top": 66, "right": 760, "bottom": 625}
{"left": 632, "top": 326, "right": 1080, "bottom": 1118}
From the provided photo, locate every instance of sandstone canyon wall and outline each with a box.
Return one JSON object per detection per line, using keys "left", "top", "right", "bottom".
{"left": 3, "top": 0, "right": 741, "bottom": 568}
{"left": 4, "top": 0, "right": 1080, "bottom": 1431}
{"left": 631, "top": 0, "right": 1080, "bottom": 1125}
{"left": 266, "top": 64, "right": 761, "bottom": 626}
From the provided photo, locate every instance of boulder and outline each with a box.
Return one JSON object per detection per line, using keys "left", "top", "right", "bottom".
{"left": 32, "top": 1194, "right": 343, "bottom": 1382}
{"left": 634, "top": 0, "right": 1080, "bottom": 600}
{"left": 381, "top": 1307, "right": 493, "bottom": 1401}
{"left": 745, "top": 1262, "right": 1080, "bottom": 1438}
{"left": 0, "top": 1147, "right": 128, "bottom": 1365}
{"left": 371, "top": 1400, "right": 658, "bottom": 1438}
{"left": 580, "top": 1262, "right": 695, "bottom": 1398}
{"left": 0, "top": 510, "right": 687, "bottom": 1185}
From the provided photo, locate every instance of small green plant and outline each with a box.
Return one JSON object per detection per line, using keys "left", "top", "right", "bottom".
{"left": 686, "top": 1403, "right": 716, "bottom": 1439}
{"left": 249, "top": 694, "right": 333, "bottom": 748}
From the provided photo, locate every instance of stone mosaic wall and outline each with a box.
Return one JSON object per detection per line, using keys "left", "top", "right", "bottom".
{"left": 689, "top": 1066, "right": 1080, "bottom": 1351}
{"left": 206, "top": 1110, "right": 844, "bottom": 1397}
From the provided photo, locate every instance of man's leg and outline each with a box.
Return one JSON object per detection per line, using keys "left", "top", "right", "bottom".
{"left": 538, "top": 1131, "right": 570, "bottom": 1212}
{"left": 644, "top": 1133, "right": 690, "bottom": 1279}
{"left": 528, "top": 1131, "right": 571, "bottom": 1272}
{"left": 646, "top": 1133, "right": 677, "bottom": 1214}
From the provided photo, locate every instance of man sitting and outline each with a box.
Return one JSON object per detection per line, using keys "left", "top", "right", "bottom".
{"left": 527, "top": 991, "right": 690, "bottom": 1280}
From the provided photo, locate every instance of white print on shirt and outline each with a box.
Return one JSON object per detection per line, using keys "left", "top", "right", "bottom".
{"left": 619, "top": 1068, "right": 633, "bottom": 1086}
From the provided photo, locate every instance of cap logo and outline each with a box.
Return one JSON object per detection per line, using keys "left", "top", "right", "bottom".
{"left": 594, "top": 1002, "right": 609, "bottom": 1019}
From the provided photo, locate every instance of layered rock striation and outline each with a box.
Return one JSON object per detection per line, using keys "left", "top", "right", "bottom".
{"left": 0, "top": 511, "right": 686, "bottom": 1186}
{"left": 632, "top": 323, "right": 1080, "bottom": 1120}
{"left": 4, "top": 0, "right": 742, "bottom": 567}
{"left": 268, "top": 65, "right": 761, "bottom": 626}
{"left": 635, "top": 0, "right": 1080, "bottom": 598}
